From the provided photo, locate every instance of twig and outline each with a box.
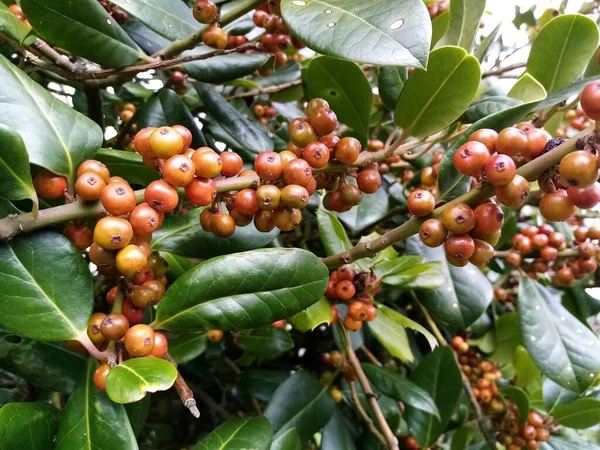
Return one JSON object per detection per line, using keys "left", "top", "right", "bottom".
{"left": 350, "top": 380, "right": 388, "bottom": 447}
{"left": 31, "top": 39, "right": 78, "bottom": 73}
{"left": 360, "top": 345, "right": 382, "bottom": 366}
{"left": 226, "top": 79, "right": 302, "bottom": 99}
{"left": 482, "top": 62, "right": 526, "bottom": 78}
{"left": 194, "top": 386, "right": 232, "bottom": 420}
{"left": 166, "top": 353, "right": 200, "bottom": 418}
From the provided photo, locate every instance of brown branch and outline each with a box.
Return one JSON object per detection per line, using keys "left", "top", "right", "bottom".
{"left": 360, "top": 345, "right": 382, "bottom": 366}
{"left": 350, "top": 380, "right": 388, "bottom": 448}
{"left": 31, "top": 39, "right": 78, "bottom": 73}
{"left": 226, "top": 79, "right": 302, "bottom": 99}
{"left": 166, "top": 353, "right": 200, "bottom": 418}
{"left": 482, "top": 62, "right": 526, "bottom": 78}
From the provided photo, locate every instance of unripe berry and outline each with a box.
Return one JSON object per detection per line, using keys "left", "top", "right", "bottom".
{"left": 87, "top": 312, "right": 107, "bottom": 345}
{"left": 523, "top": 128, "right": 551, "bottom": 159}
{"left": 334, "top": 137, "right": 361, "bottom": 164}
{"left": 192, "top": 148, "right": 222, "bottom": 178}
{"left": 101, "top": 181, "right": 136, "bottom": 216}
{"left": 77, "top": 160, "right": 110, "bottom": 183}
{"left": 100, "top": 313, "right": 129, "bottom": 341}
{"left": 116, "top": 245, "right": 148, "bottom": 277}
{"left": 468, "top": 128, "right": 498, "bottom": 152}
{"left": 559, "top": 150, "right": 598, "bottom": 188}
{"left": 203, "top": 25, "right": 228, "bottom": 49}
{"left": 93, "top": 363, "right": 111, "bottom": 391}
{"left": 94, "top": 216, "right": 133, "bottom": 250}
{"left": 289, "top": 119, "right": 317, "bottom": 147}
{"left": 124, "top": 324, "right": 155, "bottom": 357}
{"left": 407, "top": 189, "right": 435, "bottom": 217}
{"left": 473, "top": 202, "right": 504, "bottom": 234}
{"left": 273, "top": 207, "right": 302, "bottom": 231}
{"left": 469, "top": 239, "right": 494, "bottom": 267}
{"left": 75, "top": 172, "right": 105, "bottom": 201}
{"left": 494, "top": 174, "right": 530, "bottom": 207}
{"left": 207, "top": 329, "right": 224, "bottom": 342}
{"left": 281, "top": 184, "right": 310, "bottom": 209}
{"left": 149, "top": 126, "right": 184, "bottom": 159}
{"left": 211, "top": 213, "right": 236, "bottom": 237}
{"left": 339, "top": 184, "right": 362, "bottom": 206}
{"left": 441, "top": 202, "right": 475, "bottom": 234}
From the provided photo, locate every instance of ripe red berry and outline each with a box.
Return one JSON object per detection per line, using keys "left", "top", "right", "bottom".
{"left": 357, "top": 170, "right": 381, "bottom": 194}
{"left": 302, "top": 142, "right": 330, "bottom": 169}
{"left": 101, "top": 181, "right": 136, "bottom": 216}
{"left": 485, "top": 154, "right": 516, "bottom": 186}
{"left": 444, "top": 234, "right": 475, "bottom": 266}
{"left": 145, "top": 180, "right": 179, "bottom": 212}
{"left": 129, "top": 203, "right": 163, "bottom": 236}
{"left": 539, "top": 190, "right": 575, "bottom": 222}
{"left": 494, "top": 174, "right": 530, "bottom": 207}
{"left": 468, "top": 128, "right": 498, "bottom": 152}
{"left": 283, "top": 158, "right": 313, "bottom": 187}
{"left": 581, "top": 80, "right": 600, "bottom": 121}
{"left": 255, "top": 151, "right": 283, "bottom": 181}
{"left": 567, "top": 182, "right": 600, "bottom": 208}
{"left": 348, "top": 301, "right": 368, "bottom": 321}
{"left": 220, "top": 152, "right": 243, "bottom": 177}
{"left": 308, "top": 107, "right": 338, "bottom": 136}
{"left": 162, "top": 154, "right": 195, "bottom": 187}
{"left": 122, "top": 300, "right": 145, "bottom": 325}
{"left": 469, "top": 239, "right": 494, "bottom": 267}
{"left": 93, "top": 363, "right": 111, "bottom": 391}
{"left": 407, "top": 189, "right": 436, "bottom": 217}
{"left": 334, "top": 137, "right": 361, "bottom": 164}
{"left": 496, "top": 127, "right": 527, "bottom": 156}
{"left": 523, "top": 128, "right": 551, "bottom": 159}
{"left": 419, "top": 219, "right": 448, "bottom": 247}
{"left": 77, "top": 160, "right": 110, "bottom": 182}
{"left": 185, "top": 177, "right": 217, "bottom": 206}
{"left": 473, "top": 202, "right": 504, "bottom": 234}
{"left": 559, "top": 150, "right": 598, "bottom": 188}
{"left": 453, "top": 141, "right": 491, "bottom": 177}
{"left": 234, "top": 189, "right": 259, "bottom": 215}
{"left": 75, "top": 172, "right": 105, "bottom": 201}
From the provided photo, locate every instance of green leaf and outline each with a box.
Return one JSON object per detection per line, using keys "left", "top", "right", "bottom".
{"left": 431, "top": 12, "right": 449, "bottom": 48}
{"left": 552, "top": 397, "right": 600, "bottom": 429}
{"left": 182, "top": 48, "right": 271, "bottom": 85}
{"left": 280, "top": 0, "right": 431, "bottom": 67}
{"left": 377, "top": 304, "right": 438, "bottom": 351}
{"left": 460, "top": 96, "right": 521, "bottom": 124}
{"left": 194, "top": 82, "right": 273, "bottom": 158}
{"left": 168, "top": 333, "right": 208, "bottom": 365}
{"left": 406, "top": 236, "right": 493, "bottom": 328}
{"left": 105, "top": 357, "right": 177, "bottom": 404}
{"left": 0, "top": 331, "right": 87, "bottom": 393}
{"left": 321, "top": 408, "right": 356, "bottom": 450}
{"left": 547, "top": 436, "right": 600, "bottom": 450}
{"left": 500, "top": 386, "right": 530, "bottom": 424}
{"left": 264, "top": 371, "right": 335, "bottom": 442}
{"left": 154, "top": 248, "right": 329, "bottom": 332}
{"left": 0, "top": 402, "right": 59, "bottom": 450}
{"left": 305, "top": 56, "right": 372, "bottom": 136}
{"left": 95, "top": 149, "right": 159, "bottom": 186}
{"left": 437, "top": 74, "right": 546, "bottom": 201}
{"left": 0, "top": 2, "right": 35, "bottom": 45}
{"left": 161, "top": 252, "right": 195, "bottom": 281}
{"left": 194, "top": 417, "right": 272, "bottom": 450}
{"left": 270, "top": 427, "right": 301, "bottom": 450}
{"left": 367, "top": 306, "right": 413, "bottom": 362}
{"left": 238, "top": 369, "right": 291, "bottom": 403}
{"left": 450, "top": 426, "right": 475, "bottom": 450}
{"left": 0, "top": 54, "right": 102, "bottom": 180}
{"left": 316, "top": 209, "right": 352, "bottom": 257}
{"left": 338, "top": 185, "right": 389, "bottom": 235}
{"left": 377, "top": 66, "right": 406, "bottom": 111}
{"left": 108, "top": 0, "right": 196, "bottom": 40}
{"left": 237, "top": 327, "right": 294, "bottom": 357}
{"left": 375, "top": 256, "right": 444, "bottom": 289}
{"left": 0, "top": 231, "right": 93, "bottom": 341}
{"left": 395, "top": 46, "right": 481, "bottom": 138}
{"left": 151, "top": 207, "right": 279, "bottom": 258}
{"left": 518, "top": 276, "right": 600, "bottom": 393}
{"left": 489, "top": 312, "right": 523, "bottom": 370}
{"left": 406, "top": 347, "right": 462, "bottom": 447}
{"left": 136, "top": 89, "right": 206, "bottom": 148}
{"left": 55, "top": 361, "right": 138, "bottom": 450}
{"left": 125, "top": 396, "right": 150, "bottom": 437}
{"left": 526, "top": 14, "right": 599, "bottom": 93}
{"left": 543, "top": 377, "right": 578, "bottom": 413}
{"left": 21, "top": 0, "right": 142, "bottom": 68}
{"left": 0, "top": 125, "right": 36, "bottom": 205}
{"left": 288, "top": 298, "right": 334, "bottom": 332}
{"left": 363, "top": 364, "right": 439, "bottom": 417}
{"left": 513, "top": 345, "right": 542, "bottom": 394}
{"left": 475, "top": 23, "right": 501, "bottom": 62}
{"left": 437, "top": 0, "right": 486, "bottom": 52}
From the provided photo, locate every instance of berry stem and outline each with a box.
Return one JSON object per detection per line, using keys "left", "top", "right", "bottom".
{"left": 77, "top": 333, "right": 108, "bottom": 361}
{"left": 322, "top": 125, "right": 595, "bottom": 269}
{"left": 0, "top": 174, "right": 259, "bottom": 241}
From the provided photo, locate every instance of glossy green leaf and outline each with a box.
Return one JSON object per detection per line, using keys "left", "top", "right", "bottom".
{"left": 316, "top": 209, "right": 352, "bottom": 257}
{"left": 109, "top": 0, "right": 196, "bottom": 40}
{"left": 547, "top": 436, "right": 600, "bottom": 450}
{"left": 338, "top": 186, "right": 389, "bottom": 235}
{"left": 321, "top": 408, "right": 356, "bottom": 450}
{"left": 55, "top": 361, "right": 138, "bottom": 450}
{"left": 264, "top": 371, "right": 335, "bottom": 442}
{"left": 526, "top": 14, "right": 599, "bottom": 93}
{"left": 460, "top": 96, "right": 521, "bottom": 124}
{"left": 475, "top": 23, "right": 501, "bottom": 62}
{"left": 270, "top": 427, "right": 301, "bottom": 450}
{"left": 281, "top": 0, "right": 431, "bottom": 67}
{"left": 288, "top": 297, "right": 334, "bottom": 332}
{"left": 96, "top": 149, "right": 159, "bottom": 186}
{"left": 552, "top": 397, "right": 600, "bottom": 429}
{"left": 238, "top": 369, "right": 291, "bottom": 403}
{"left": 305, "top": 56, "right": 372, "bottom": 136}
{"left": 21, "top": 0, "right": 142, "bottom": 68}
{"left": 513, "top": 345, "right": 542, "bottom": 394}
{"left": 377, "top": 66, "right": 406, "bottom": 111}
{"left": 0, "top": 2, "right": 35, "bottom": 45}
{"left": 0, "top": 402, "right": 59, "bottom": 450}
{"left": 363, "top": 364, "right": 439, "bottom": 417}
{"left": 437, "top": 0, "right": 486, "bottom": 51}
{"left": 237, "top": 327, "right": 294, "bottom": 357}
{"left": 518, "top": 276, "right": 600, "bottom": 393}
{"left": 195, "top": 82, "right": 273, "bottom": 157}
{"left": 543, "top": 378, "right": 577, "bottom": 414}
{"left": 395, "top": 46, "right": 481, "bottom": 138}
{"left": 0, "top": 231, "right": 93, "bottom": 341}
{"left": 450, "top": 426, "right": 475, "bottom": 450}
{"left": 406, "top": 347, "right": 462, "bottom": 447}
{"left": 375, "top": 304, "right": 437, "bottom": 351}
{"left": 0, "top": 54, "right": 102, "bottom": 180}
{"left": 154, "top": 248, "right": 329, "bottom": 332}
{"left": 431, "top": 12, "right": 449, "bottom": 48}
{"left": 367, "top": 306, "right": 413, "bottom": 362}
{"left": 161, "top": 252, "right": 195, "bottom": 282}
{"left": 105, "top": 357, "right": 177, "bottom": 404}
{"left": 375, "top": 256, "right": 444, "bottom": 289}
{"left": 489, "top": 312, "right": 522, "bottom": 369}
{"left": 125, "top": 396, "right": 150, "bottom": 437}
{"left": 168, "top": 333, "right": 208, "bottom": 365}
{"left": 500, "top": 386, "right": 530, "bottom": 424}
{"left": 406, "top": 236, "right": 493, "bottom": 328}
{"left": 0, "top": 125, "right": 36, "bottom": 205}
{"left": 0, "top": 331, "right": 86, "bottom": 393}
{"left": 136, "top": 89, "right": 206, "bottom": 148}
{"left": 194, "top": 417, "right": 272, "bottom": 450}
{"left": 152, "top": 207, "right": 279, "bottom": 258}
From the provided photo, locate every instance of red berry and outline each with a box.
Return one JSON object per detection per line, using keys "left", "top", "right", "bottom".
{"left": 453, "top": 141, "right": 491, "bottom": 177}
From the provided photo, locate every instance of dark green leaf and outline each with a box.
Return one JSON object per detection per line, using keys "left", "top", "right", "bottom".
{"left": 237, "top": 327, "right": 294, "bottom": 357}
{"left": 136, "top": 89, "right": 206, "bottom": 148}
{"left": 122, "top": 17, "right": 174, "bottom": 53}
{"left": 362, "top": 364, "right": 439, "bottom": 417}
{"left": 0, "top": 125, "right": 36, "bottom": 205}
{"left": 194, "top": 417, "right": 272, "bottom": 450}
{"left": 161, "top": 252, "right": 196, "bottom": 281}
{"left": 0, "top": 402, "right": 59, "bottom": 450}
{"left": 406, "top": 236, "right": 493, "bottom": 328}
{"left": 0, "top": 2, "right": 35, "bottom": 45}
{"left": 270, "top": 427, "right": 301, "bottom": 450}
{"left": 526, "top": 14, "right": 599, "bottom": 93}
{"left": 316, "top": 209, "right": 352, "bottom": 257}
{"left": 543, "top": 377, "right": 578, "bottom": 413}
{"left": 547, "top": 436, "right": 600, "bottom": 450}
{"left": 0, "top": 331, "right": 86, "bottom": 393}
{"left": 55, "top": 361, "right": 138, "bottom": 449}
{"left": 395, "top": 46, "right": 481, "bottom": 138}
{"left": 106, "top": 357, "right": 177, "bottom": 404}
{"left": 151, "top": 206, "right": 279, "bottom": 258}
{"left": 168, "top": 333, "right": 208, "bottom": 364}
{"left": 338, "top": 185, "right": 389, "bottom": 235}
{"left": 95, "top": 149, "right": 159, "bottom": 186}
{"left": 182, "top": 48, "right": 271, "bottom": 84}
{"left": 406, "top": 347, "right": 462, "bottom": 447}
{"left": 474, "top": 23, "right": 501, "bottom": 62}
{"left": 552, "top": 397, "right": 600, "bottom": 429}
{"left": 154, "top": 248, "right": 329, "bottom": 332}
{"left": 450, "top": 426, "right": 475, "bottom": 450}
{"left": 238, "top": 369, "right": 291, "bottom": 403}
{"left": 125, "top": 396, "right": 151, "bottom": 437}
{"left": 437, "top": 0, "right": 486, "bottom": 52}
{"left": 500, "top": 386, "right": 530, "bottom": 424}
{"left": 518, "top": 276, "right": 600, "bottom": 393}
{"left": 321, "top": 408, "right": 356, "bottom": 450}
{"left": 194, "top": 82, "right": 273, "bottom": 158}
{"left": 280, "top": 0, "right": 431, "bottom": 67}
{"left": 460, "top": 96, "right": 521, "bottom": 124}
{"left": 0, "top": 231, "right": 93, "bottom": 341}
{"left": 377, "top": 66, "right": 406, "bottom": 111}
{"left": 0, "top": 54, "right": 102, "bottom": 180}
{"left": 305, "top": 56, "right": 372, "bottom": 136}
{"left": 21, "top": 0, "right": 142, "bottom": 68}
{"left": 288, "top": 298, "right": 334, "bottom": 332}
{"left": 489, "top": 312, "right": 522, "bottom": 370}
{"left": 264, "top": 371, "right": 335, "bottom": 442}
{"left": 255, "top": 62, "right": 303, "bottom": 88}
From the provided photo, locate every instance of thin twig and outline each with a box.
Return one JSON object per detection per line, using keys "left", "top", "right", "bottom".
{"left": 350, "top": 381, "right": 388, "bottom": 447}
{"left": 31, "top": 39, "right": 78, "bottom": 73}
{"left": 482, "top": 62, "right": 526, "bottom": 78}
{"left": 360, "top": 345, "right": 382, "bottom": 366}
{"left": 166, "top": 354, "right": 200, "bottom": 418}
{"left": 226, "top": 79, "right": 302, "bottom": 99}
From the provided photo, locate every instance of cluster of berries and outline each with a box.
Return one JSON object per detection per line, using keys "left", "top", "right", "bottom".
{"left": 426, "top": 1, "right": 449, "bottom": 19}
{"left": 495, "top": 409, "right": 550, "bottom": 450}
{"left": 324, "top": 266, "right": 378, "bottom": 332}
{"left": 117, "top": 102, "right": 136, "bottom": 124}
{"left": 252, "top": 103, "right": 278, "bottom": 126}
{"left": 322, "top": 351, "right": 356, "bottom": 381}
{"left": 562, "top": 105, "right": 593, "bottom": 133}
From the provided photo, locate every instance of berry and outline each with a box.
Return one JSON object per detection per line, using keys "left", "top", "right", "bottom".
{"left": 496, "top": 127, "right": 527, "bottom": 156}
{"left": 541, "top": 245, "right": 558, "bottom": 262}
{"left": 77, "top": 160, "right": 110, "bottom": 182}
{"left": 151, "top": 332, "right": 168, "bottom": 358}
{"left": 101, "top": 181, "right": 136, "bottom": 216}
{"left": 254, "top": 210, "right": 275, "bottom": 232}
{"left": 407, "top": 190, "right": 435, "bottom": 217}
{"left": 281, "top": 184, "right": 309, "bottom": 209}
{"left": 453, "top": 141, "right": 491, "bottom": 177}
{"left": 131, "top": 285, "right": 159, "bottom": 308}
{"left": 513, "top": 234, "right": 532, "bottom": 253}
{"left": 124, "top": 324, "right": 155, "bottom": 357}
{"left": 523, "top": 129, "right": 551, "bottom": 159}
{"left": 134, "top": 127, "right": 157, "bottom": 158}
{"left": 348, "top": 301, "right": 368, "bottom": 321}
{"left": 539, "top": 190, "right": 575, "bottom": 222}
{"left": 256, "top": 185, "right": 281, "bottom": 211}
{"left": 336, "top": 266, "right": 355, "bottom": 281}
{"left": 574, "top": 226, "right": 589, "bottom": 242}
{"left": 308, "top": 107, "right": 338, "bottom": 136}
{"left": 130, "top": 203, "right": 163, "bottom": 236}
{"left": 289, "top": 119, "right": 317, "bottom": 147}
{"left": 567, "top": 182, "right": 600, "bottom": 209}
{"left": 230, "top": 209, "right": 253, "bottom": 227}
{"left": 162, "top": 154, "right": 195, "bottom": 187}
{"left": 75, "top": 172, "right": 105, "bottom": 201}
{"left": 473, "top": 202, "right": 504, "bottom": 234}
{"left": 273, "top": 207, "right": 302, "bottom": 231}
{"left": 116, "top": 245, "right": 148, "bottom": 277}
{"left": 173, "top": 125, "right": 193, "bottom": 150}
{"left": 145, "top": 180, "right": 179, "bottom": 212}
{"left": 220, "top": 152, "right": 243, "bottom": 177}
{"left": 339, "top": 184, "right": 363, "bottom": 206}
{"left": 444, "top": 234, "right": 475, "bottom": 266}
{"left": 344, "top": 315, "right": 362, "bottom": 331}
{"left": 208, "top": 329, "right": 224, "bottom": 342}
{"left": 506, "top": 250, "right": 522, "bottom": 267}
{"left": 185, "top": 177, "right": 217, "bottom": 206}
{"left": 34, "top": 170, "right": 67, "bottom": 199}
{"left": 419, "top": 219, "right": 448, "bottom": 247}
{"left": 559, "top": 150, "right": 598, "bottom": 187}
{"left": 94, "top": 216, "right": 133, "bottom": 250}
{"left": 122, "top": 300, "right": 145, "bottom": 325}
{"left": 468, "top": 128, "right": 498, "bottom": 151}
{"left": 87, "top": 312, "right": 107, "bottom": 345}
{"left": 192, "top": 148, "right": 223, "bottom": 178}
{"left": 203, "top": 25, "right": 228, "bottom": 49}
{"left": 283, "top": 159, "right": 312, "bottom": 187}
{"left": 357, "top": 170, "right": 381, "bottom": 194}
{"left": 255, "top": 151, "right": 283, "bottom": 181}
{"left": 441, "top": 202, "right": 475, "bottom": 234}
{"left": 420, "top": 166, "right": 436, "bottom": 186}
{"left": 494, "top": 174, "right": 530, "bottom": 207}
{"left": 485, "top": 154, "right": 516, "bottom": 186}
{"left": 234, "top": 189, "right": 259, "bottom": 215}
{"left": 193, "top": 0, "right": 217, "bottom": 24}
{"left": 149, "top": 126, "right": 184, "bottom": 159}
{"left": 93, "top": 363, "right": 111, "bottom": 391}
{"left": 303, "top": 142, "right": 330, "bottom": 169}
{"left": 306, "top": 98, "right": 329, "bottom": 117}
{"left": 334, "top": 137, "right": 361, "bottom": 164}
{"left": 532, "top": 233, "right": 549, "bottom": 249}
{"left": 100, "top": 313, "right": 129, "bottom": 341}
{"left": 211, "top": 213, "right": 236, "bottom": 237}
{"left": 581, "top": 81, "right": 600, "bottom": 121}
{"left": 469, "top": 239, "right": 494, "bottom": 267}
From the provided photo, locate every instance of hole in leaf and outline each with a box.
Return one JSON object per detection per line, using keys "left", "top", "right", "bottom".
{"left": 4, "top": 335, "right": 23, "bottom": 344}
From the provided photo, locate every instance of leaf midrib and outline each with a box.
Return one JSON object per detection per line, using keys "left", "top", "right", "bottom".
{"left": 0, "top": 152, "right": 34, "bottom": 199}
{"left": 547, "top": 16, "right": 575, "bottom": 93}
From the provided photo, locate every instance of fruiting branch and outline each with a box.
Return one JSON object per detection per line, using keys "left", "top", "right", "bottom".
{"left": 322, "top": 126, "right": 594, "bottom": 269}
{"left": 482, "top": 62, "right": 527, "bottom": 78}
